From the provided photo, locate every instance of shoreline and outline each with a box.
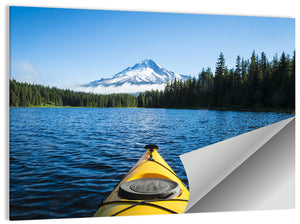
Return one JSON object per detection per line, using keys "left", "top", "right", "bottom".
{"left": 9, "top": 106, "right": 295, "bottom": 115}
{"left": 166, "top": 106, "right": 295, "bottom": 115}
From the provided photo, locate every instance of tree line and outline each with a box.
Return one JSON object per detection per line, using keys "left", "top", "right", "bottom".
{"left": 9, "top": 80, "right": 138, "bottom": 108}
{"left": 10, "top": 51, "right": 295, "bottom": 111}
{"left": 139, "top": 51, "right": 295, "bottom": 111}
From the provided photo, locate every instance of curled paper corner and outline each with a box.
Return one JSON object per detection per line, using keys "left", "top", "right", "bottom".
{"left": 180, "top": 117, "right": 295, "bottom": 213}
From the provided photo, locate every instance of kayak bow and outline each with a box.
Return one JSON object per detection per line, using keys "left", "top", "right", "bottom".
{"left": 94, "top": 144, "right": 189, "bottom": 217}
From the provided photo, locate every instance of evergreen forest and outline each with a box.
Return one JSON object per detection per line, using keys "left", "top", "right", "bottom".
{"left": 10, "top": 51, "right": 295, "bottom": 112}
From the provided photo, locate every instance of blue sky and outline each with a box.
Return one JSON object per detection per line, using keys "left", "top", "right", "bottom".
{"left": 10, "top": 6, "right": 295, "bottom": 89}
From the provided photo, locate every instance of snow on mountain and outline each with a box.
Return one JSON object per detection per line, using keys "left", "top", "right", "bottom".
{"left": 79, "top": 59, "right": 189, "bottom": 94}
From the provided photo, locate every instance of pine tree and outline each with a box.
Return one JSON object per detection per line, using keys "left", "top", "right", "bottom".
{"left": 214, "top": 52, "right": 227, "bottom": 107}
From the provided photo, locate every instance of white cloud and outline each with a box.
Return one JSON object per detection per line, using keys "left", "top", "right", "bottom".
{"left": 10, "top": 59, "right": 43, "bottom": 84}
{"left": 75, "top": 83, "right": 166, "bottom": 94}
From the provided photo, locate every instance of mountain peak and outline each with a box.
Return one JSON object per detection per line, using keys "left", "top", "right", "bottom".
{"left": 140, "top": 59, "right": 155, "bottom": 64}
{"left": 139, "top": 59, "right": 157, "bottom": 66}
{"left": 81, "top": 59, "right": 189, "bottom": 94}
{"left": 130, "top": 59, "right": 161, "bottom": 71}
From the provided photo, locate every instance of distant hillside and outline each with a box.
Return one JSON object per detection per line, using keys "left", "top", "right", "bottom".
{"left": 9, "top": 80, "right": 138, "bottom": 108}
{"left": 10, "top": 51, "right": 295, "bottom": 113}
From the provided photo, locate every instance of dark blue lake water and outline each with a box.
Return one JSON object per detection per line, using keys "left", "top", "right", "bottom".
{"left": 9, "top": 107, "right": 292, "bottom": 220}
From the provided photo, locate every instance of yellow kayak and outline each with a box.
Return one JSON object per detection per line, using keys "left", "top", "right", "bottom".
{"left": 94, "top": 144, "right": 189, "bottom": 217}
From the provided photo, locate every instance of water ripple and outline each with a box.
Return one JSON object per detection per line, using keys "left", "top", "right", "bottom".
{"left": 9, "top": 107, "right": 292, "bottom": 220}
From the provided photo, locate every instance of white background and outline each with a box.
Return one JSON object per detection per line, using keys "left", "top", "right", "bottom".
{"left": 1, "top": 0, "right": 299, "bottom": 224}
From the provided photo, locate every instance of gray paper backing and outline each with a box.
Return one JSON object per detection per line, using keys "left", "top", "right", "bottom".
{"left": 180, "top": 117, "right": 295, "bottom": 213}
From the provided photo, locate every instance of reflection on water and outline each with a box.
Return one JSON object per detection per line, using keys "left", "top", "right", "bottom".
{"left": 9, "top": 107, "right": 292, "bottom": 220}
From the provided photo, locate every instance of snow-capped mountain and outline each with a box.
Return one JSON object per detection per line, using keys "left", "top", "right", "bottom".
{"left": 79, "top": 59, "right": 189, "bottom": 94}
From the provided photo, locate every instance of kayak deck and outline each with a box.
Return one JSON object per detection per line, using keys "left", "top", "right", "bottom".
{"left": 94, "top": 145, "right": 189, "bottom": 217}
